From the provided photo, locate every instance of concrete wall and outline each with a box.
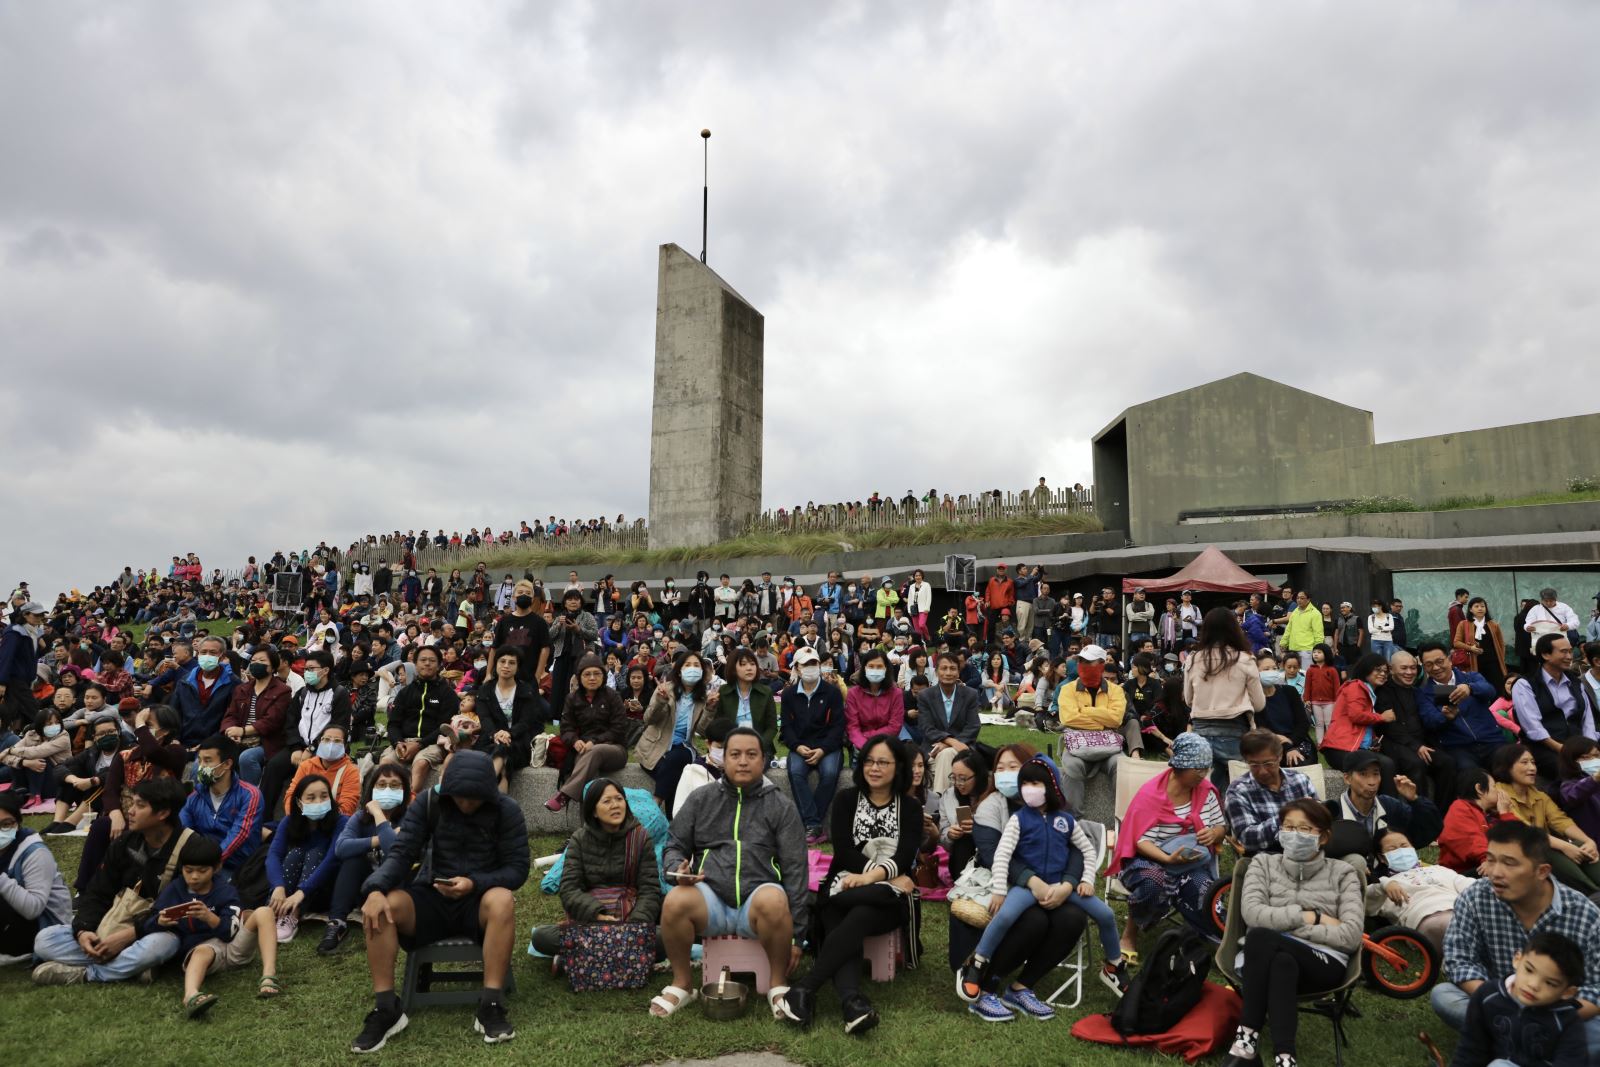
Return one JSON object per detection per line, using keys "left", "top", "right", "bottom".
{"left": 1275, "top": 412, "right": 1600, "bottom": 507}
{"left": 1102, "top": 373, "right": 1374, "bottom": 544}
{"left": 1143, "top": 499, "right": 1600, "bottom": 547}
{"left": 647, "top": 244, "right": 764, "bottom": 549}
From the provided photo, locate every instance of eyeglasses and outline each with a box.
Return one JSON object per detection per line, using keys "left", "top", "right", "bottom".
{"left": 862, "top": 758, "right": 896, "bottom": 769}
{"left": 950, "top": 774, "right": 975, "bottom": 786}
{"left": 1245, "top": 759, "right": 1281, "bottom": 770}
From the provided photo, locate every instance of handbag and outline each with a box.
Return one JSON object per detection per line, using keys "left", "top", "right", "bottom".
{"left": 1060, "top": 729, "right": 1124, "bottom": 754}
{"left": 96, "top": 828, "right": 193, "bottom": 941}
{"left": 946, "top": 859, "right": 994, "bottom": 928}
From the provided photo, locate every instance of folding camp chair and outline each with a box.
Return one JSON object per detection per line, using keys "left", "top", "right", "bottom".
{"left": 1225, "top": 759, "right": 1327, "bottom": 798}
{"left": 1104, "top": 757, "right": 1170, "bottom": 899}
{"left": 1045, "top": 818, "right": 1108, "bottom": 1008}
{"left": 1214, "top": 855, "right": 1364, "bottom": 1067}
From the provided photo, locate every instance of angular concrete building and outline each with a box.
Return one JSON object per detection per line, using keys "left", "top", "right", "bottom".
{"left": 647, "top": 244, "right": 764, "bottom": 549}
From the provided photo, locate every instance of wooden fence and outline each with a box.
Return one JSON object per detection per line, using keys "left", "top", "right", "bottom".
{"left": 743, "top": 486, "right": 1095, "bottom": 535}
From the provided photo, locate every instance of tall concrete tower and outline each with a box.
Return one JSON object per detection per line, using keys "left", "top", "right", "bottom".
{"left": 647, "top": 243, "right": 764, "bottom": 549}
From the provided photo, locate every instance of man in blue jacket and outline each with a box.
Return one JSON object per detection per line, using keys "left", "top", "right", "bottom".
{"left": 1415, "top": 641, "right": 1502, "bottom": 772}
{"left": 180, "top": 735, "right": 262, "bottom": 877}
{"left": 780, "top": 647, "right": 846, "bottom": 843}
{"left": 170, "top": 635, "right": 236, "bottom": 748}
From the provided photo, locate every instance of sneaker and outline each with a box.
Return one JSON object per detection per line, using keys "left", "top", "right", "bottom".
{"left": 275, "top": 912, "right": 299, "bottom": 943}
{"left": 968, "top": 992, "right": 1015, "bottom": 1022}
{"left": 1099, "top": 960, "right": 1131, "bottom": 998}
{"left": 62, "top": 824, "right": 90, "bottom": 837}
{"left": 0, "top": 952, "right": 34, "bottom": 968}
{"left": 1002, "top": 986, "right": 1055, "bottom": 1020}
{"left": 32, "top": 961, "right": 87, "bottom": 986}
{"left": 775, "top": 986, "right": 813, "bottom": 1028}
{"left": 351, "top": 1005, "right": 409, "bottom": 1054}
{"left": 474, "top": 1000, "right": 515, "bottom": 1044}
{"left": 805, "top": 828, "right": 824, "bottom": 846}
{"left": 841, "top": 993, "right": 879, "bottom": 1035}
{"left": 955, "top": 961, "right": 985, "bottom": 1003}
{"left": 316, "top": 920, "right": 349, "bottom": 956}
{"left": 42, "top": 822, "right": 76, "bottom": 835}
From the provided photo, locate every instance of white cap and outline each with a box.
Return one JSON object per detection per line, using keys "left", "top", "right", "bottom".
{"left": 1077, "top": 644, "right": 1108, "bottom": 663}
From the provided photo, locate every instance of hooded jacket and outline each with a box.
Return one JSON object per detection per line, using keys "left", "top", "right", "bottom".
{"left": 387, "top": 674, "right": 460, "bottom": 746}
{"left": 663, "top": 774, "right": 809, "bottom": 932}
{"left": 559, "top": 807, "right": 663, "bottom": 925}
{"left": 363, "top": 749, "right": 529, "bottom": 894}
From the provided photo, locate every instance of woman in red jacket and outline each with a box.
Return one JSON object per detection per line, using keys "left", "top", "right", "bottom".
{"left": 1319, "top": 653, "right": 1395, "bottom": 790}
{"left": 1437, "top": 768, "right": 1520, "bottom": 874}
{"left": 844, "top": 650, "right": 904, "bottom": 753}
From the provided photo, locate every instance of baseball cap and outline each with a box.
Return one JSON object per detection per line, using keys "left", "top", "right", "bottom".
{"left": 1078, "top": 644, "right": 1108, "bottom": 663}
{"left": 1343, "top": 750, "right": 1383, "bottom": 774}
{"left": 996, "top": 563, "right": 1008, "bottom": 571}
{"left": 17, "top": 601, "right": 46, "bottom": 616}
{"left": 792, "top": 646, "right": 821, "bottom": 667}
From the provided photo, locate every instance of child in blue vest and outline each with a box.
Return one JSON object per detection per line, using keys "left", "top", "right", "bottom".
{"left": 957, "top": 757, "right": 1129, "bottom": 1021}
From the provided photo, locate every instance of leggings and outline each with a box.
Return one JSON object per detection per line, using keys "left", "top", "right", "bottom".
{"left": 1547, "top": 850, "right": 1600, "bottom": 893}
{"left": 1307, "top": 703, "right": 1334, "bottom": 745}
{"left": 796, "top": 885, "right": 904, "bottom": 1002}
{"left": 1240, "top": 928, "right": 1349, "bottom": 1055}
{"left": 1064, "top": 890, "right": 1122, "bottom": 964}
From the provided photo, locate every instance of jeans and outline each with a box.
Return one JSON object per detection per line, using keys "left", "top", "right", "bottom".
{"left": 238, "top": 745, "right": 267, "bottom": 785}
{"left": 1191, "top": 719, "right": 1247, "bottom": 793}
{"left": 33, "top": 923, "right": 180, "bottom": 981}
{"left": 787, "top": 749, "right": 842, "bottom": 831}
{"left": 1371, "top": 640, "right": 1397, "bottom": 662}
{"left": 974, "top": 886, "right": 1037, "bottom": 961}
{"left": 1064, "top": 890, "right": 1123, "bottom": 964}
{"left": 1433, "top": 981, "right": 1600, "bottom": 1047}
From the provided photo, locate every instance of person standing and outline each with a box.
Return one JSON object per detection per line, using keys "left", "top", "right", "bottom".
{"left": 1183, "top": 609, "right": 1266, "bottom": 790}
{"left": 1452, "top": 597, "right": 1506, "bottom": 697}
{"left": 1282, "top": 591, "right": 1323, "bottom": 667}
{"left": 0, "top": 602, "right": 46, "bottom": 735}
{"left": 1125, "top": 588, "right": 1155, "bottom": 653}
{"left": 1012, "top": 566, "right": 1041, "bottom": 644}
{"left": 984, "top": 566, "right": 1016, "bottom": 640}
{"left": 1333, "top": 603, "right": 1364, "bottom": 669}
{"left": 492, "top": 581, "right": 551, "bottom": 691}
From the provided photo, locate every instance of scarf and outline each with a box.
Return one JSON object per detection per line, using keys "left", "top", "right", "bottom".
{"left": 1109, "top": 768, "right": 1216, "bottom": 874}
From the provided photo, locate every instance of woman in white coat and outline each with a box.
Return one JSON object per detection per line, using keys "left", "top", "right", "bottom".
{"left": 907, "top": 570, "right": 933, "bottom": 642}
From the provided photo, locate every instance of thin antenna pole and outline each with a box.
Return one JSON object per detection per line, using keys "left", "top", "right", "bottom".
{"left": 700, "top": 128, "right": 711, "bottom": 263}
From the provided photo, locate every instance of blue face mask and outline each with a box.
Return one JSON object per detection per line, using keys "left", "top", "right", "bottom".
{"left": 372, "top": 787, "right": 405, "bottom": 810}
{"left": 0, "top": 827, "right": 15, "bottom": 851}
{"left": 43, "top": 724, "right": 62, "bottom": 738}
{"left": 1384, "top": 846, "right": 1420, "bottom": 873}
{"left": 1259, "top": 670, "right": 1285, "bottom": 688}
{"left": 316, "top": 742, "right": 345, "bottom": 762}
{"left": 1581, "top": 758, "right": 1600, "bottom": 777}
{"left": 680, "top": 667, "right": 703, "bottom": 685}
{"left": 994, "top": 770, "right": 1019, "bottom": 798}
{"left": 300, "top": 799, "right": 333, "bottom": 821}
{"left": 864, "top": 667, "right": 887, "bottom": 684}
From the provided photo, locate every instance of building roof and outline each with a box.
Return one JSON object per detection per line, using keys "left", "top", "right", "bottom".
{"left": 1091, "top": 371, "right": 1372, "bottom": 443}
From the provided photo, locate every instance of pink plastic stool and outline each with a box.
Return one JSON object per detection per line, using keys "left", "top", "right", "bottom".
{"left": 863, "top": 930, "right": 904, "bottom": 982}
{"left": 702, "top": 936, "right": 772, "bottom": 994}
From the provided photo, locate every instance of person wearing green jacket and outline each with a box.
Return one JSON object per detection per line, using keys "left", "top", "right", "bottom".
{"left": 712, "top": 650, "right": 778, "bottom": 757}
{"left": 1283, "top": 591, "right": 1324, "bottom": 662}
{"left": 874, "top": 578, "right": 901, "bottom": 621}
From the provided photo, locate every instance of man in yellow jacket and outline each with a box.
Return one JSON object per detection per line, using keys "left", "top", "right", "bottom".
{"left": 1054, "top": 645, "right": 1129, "bottom": 810}
{"left": 1283, "top": 590, "right": 1324, "bottom": 663}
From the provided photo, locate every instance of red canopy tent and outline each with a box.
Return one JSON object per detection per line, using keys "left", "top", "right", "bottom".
{"left": 1120, "top": 546, "right": 1271, "bottom": 595}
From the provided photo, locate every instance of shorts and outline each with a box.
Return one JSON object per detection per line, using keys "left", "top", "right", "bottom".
{"left": 188, "top": 921, "right": 259, "bottom": 975}
{"left": 380, "top": 744, "right": 447, "bottom": 768}
{"left": 695, "top": 881, "right": 784, "bottom": 939}
{"left": 401, "top": 885, "right": 484, "bottom": 950}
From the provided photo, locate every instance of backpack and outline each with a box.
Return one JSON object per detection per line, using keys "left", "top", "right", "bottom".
{"left": 1109, "top": 927, "right": 1214, "bottom": 1036}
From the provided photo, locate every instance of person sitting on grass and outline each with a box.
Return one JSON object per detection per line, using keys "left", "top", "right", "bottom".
{"left": 1221, "top": 798, "right": 1363, "bottom": 1067}
{"left": 1490, "top": 742, "right": 1600, "bottom": 894}
{"left": 41, "top": 712, "right": 122, "bottom": 835}
{"left": 0, "top": 791, "right": 73, "bottom": 963}
{"left": 350, "top": 749, "right": 528, "bottom": 1054}
{"left": 148, "top": 833, "right": 282, "bottom": 1017}
{"left": 266, "top": 773, "right": 348, "bottom": 943}
{"left": 32, "top": 777, "right": 191, "bottom": 985}
{"left": 180, "top": 735, "right": 263, "bottom": 883}
{"left": 317, "top": 763, "right": 411, "bottom": 956}
{"left": 1452, "top": 930, "right": 1588, "bottom": 1067}
{"left": 527, "top": 777, "right": 662, "bottom": 964}
{"left": 282, "top": 722, "right": 361, "bottom": 817}
{"left": 1367, "top": 826, "right": 1473, "bottom": 954}
{"left": 651, "top": 726, "right": 809, "bottom": 1020}
{"left": 958, "top": 755, "right": 1129, "bottom": 1022}
{"left": 72, "top": 704, "right": 187, "bottom": 892}
{"left": 0, "top": 706, "right": 71, "bottom": 814}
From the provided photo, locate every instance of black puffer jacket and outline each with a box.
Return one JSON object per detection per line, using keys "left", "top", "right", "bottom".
{"left": 363, "top": 749, "right": 529, "bottom": 894}
{"left": 386, "top": 675, "right": 460, "bottom": 747}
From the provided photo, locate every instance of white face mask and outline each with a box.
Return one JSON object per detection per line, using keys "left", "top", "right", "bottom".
{"left": 799, "top": 665, "right": 821, "bottom": 684}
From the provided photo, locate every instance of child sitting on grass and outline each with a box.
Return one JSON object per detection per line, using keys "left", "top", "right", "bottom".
{"left": 1453, "top": 930, "right": 1586, "bottom": 1067}
{"left": 146, "top": 833, "right": 281, "bottom": 1017}
{"left": 957, "top": 757, "right": 1129, "bottom": 1020}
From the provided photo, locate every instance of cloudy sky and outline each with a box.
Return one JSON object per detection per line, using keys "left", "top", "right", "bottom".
{"left": 4, "top": 1, "right": 1599, "bottom": 600}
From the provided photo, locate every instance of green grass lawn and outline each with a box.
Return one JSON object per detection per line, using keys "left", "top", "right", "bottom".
{"left": 7, "top": 791, "right": 1455, "bottom": 1067}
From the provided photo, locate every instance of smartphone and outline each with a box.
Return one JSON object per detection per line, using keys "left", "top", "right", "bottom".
{"left": 159, "top": 903, "right": 194, "bottom": 922}
{"left": 955, "top": 805, "right": 973, "bottom": 825}
{"left": 1170, "top": 848, "right": 1203, "bottom": 864}
{"left": 664, "top": 869, "right": 702, "bottom": 884}
{"left": 432, "top": 877, "right": 455, "bottom": 886}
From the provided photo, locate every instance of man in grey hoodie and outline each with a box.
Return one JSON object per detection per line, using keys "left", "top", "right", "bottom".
{"left": 650, "top": 726, "right": 809, "bottom": 1019}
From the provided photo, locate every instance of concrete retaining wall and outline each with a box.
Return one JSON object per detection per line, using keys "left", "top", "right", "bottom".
{"left": 1142, "top": 499, "right": 1600, "bottom": 548}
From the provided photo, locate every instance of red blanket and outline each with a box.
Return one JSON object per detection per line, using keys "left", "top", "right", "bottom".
{"left": 1069, "top": 982, "right": 1241, "bottom": 1063}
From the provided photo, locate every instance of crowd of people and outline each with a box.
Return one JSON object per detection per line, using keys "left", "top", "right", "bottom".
{"left": 4, "top": 558, "right": 1600, "bottom": 1064}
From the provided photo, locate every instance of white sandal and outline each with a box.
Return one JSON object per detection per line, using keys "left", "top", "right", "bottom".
{"left": 767, "top": 985, "right": 791, "bottom": 1020}
{"left": 649, "top": 985, "right": 699, "bottom": 1017}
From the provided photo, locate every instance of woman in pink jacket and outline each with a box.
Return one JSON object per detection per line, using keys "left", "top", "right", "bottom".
{"left": 845, "top": 649, "right": 905, "bottom": 752}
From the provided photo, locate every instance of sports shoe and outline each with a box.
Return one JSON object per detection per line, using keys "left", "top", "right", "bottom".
{"left": 351, "top": 1005, "right": 408, "bottom": 1054}
{"left": 474, "top": 1000, "right": 515, "bottom": 1044}
{"left": 275, "top": 912, "right": 299, "bottom": 943}
{"left": 841, "top": 993, "right": 879, "bottom": 1035}
{"left": 32, "top": 961, "right": 87, "bottom": 986}
{"left": 968, "top": 992, "right": 1015, "bottom": 1022}
{"left": 1099, "top": 960, "right": 1131, "bottom": 998}
{"left": 1002, "top": 986, "right": 1055, "bottom": 1020}
{"left": 775, "top": 986, "right": 814, "bottom": 1028}
{"left": 316, "top": 920, "right": 349, "bottom": 956}
{"left": 955, "top": 960, "right": 985, "bottom": 1003}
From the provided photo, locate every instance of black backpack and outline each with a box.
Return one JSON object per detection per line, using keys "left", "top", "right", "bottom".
{"left": 1109, "top": 927, "right": 1214, "bottom": 1036}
